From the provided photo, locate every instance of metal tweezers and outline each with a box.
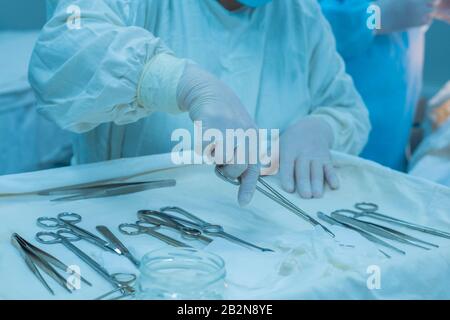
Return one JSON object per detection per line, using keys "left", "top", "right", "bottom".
{"left": 11, "top": 233, "right": 91, "bottom": 295}
{"left": 40, "top": 180, "right": 176, "bottom": 202}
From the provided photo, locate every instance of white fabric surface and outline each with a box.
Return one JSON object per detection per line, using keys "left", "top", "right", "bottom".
{"left": 1, "top": 152, "right": 450, "bottom": 299}
{"left": 29, "top": 0, "right": 369, "bottom": 164}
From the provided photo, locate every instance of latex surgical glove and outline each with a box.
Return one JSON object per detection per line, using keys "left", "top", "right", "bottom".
{"left": 279, "top": 117, "right": 339, "bottom": 199}
{"left": 434, "top": 0, "right": 450, "bottom": 23}
{"left": 177, "top": 63, "right": 260, "bottom": 206}
{"left": 376, "top": 0, "right": 440, "bottom": 34}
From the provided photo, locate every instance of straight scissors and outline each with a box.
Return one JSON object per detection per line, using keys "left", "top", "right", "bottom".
{"left": 334, "top": 202, "right": 450, "bottom": 239}
{"left": 119, "top": 222, "right": 192, "bottom": 248}
{"left": 35, "top": 229, "right": 136, "bottom": 299}
{"left": 160, "top": 206, "right": 274, "bottom": 252}
{"left": 37, "top": 212, "right": 122, "bottom": 255}
{"left": 215, "top": 167, "right": 335, "bottom": 238}
{"left": 137, "top": 210, "right": 213, "bottom": 244}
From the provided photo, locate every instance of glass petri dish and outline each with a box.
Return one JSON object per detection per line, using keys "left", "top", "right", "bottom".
{"left": 136, "top": 247, "right": 226, "bottom": 300}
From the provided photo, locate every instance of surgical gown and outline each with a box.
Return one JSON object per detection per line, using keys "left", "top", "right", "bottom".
{"left": 29, "top": 0, "right": 370, "bottom": 165}
{"left": 320, "top": 0, "right": 425, "bottom": 171}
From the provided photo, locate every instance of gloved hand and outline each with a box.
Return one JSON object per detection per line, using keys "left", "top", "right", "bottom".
{"left": 434, "top": 0, "right": 450, "bottom": 23}
{"left": 177, "top": 63, "right": 260, "bottom": 206}
{"left": 376, "top": 0, "right": 440, "bottom": 34}
{"left": 278, "top": 117, "right": 339, "bottom": 199}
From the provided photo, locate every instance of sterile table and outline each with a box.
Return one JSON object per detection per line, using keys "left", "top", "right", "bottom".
{"left": 1, "top": 153, "right": 450, "bottom": 299}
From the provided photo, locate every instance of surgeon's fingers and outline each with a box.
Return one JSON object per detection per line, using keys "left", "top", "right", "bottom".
{"left": 238, "top": 164, "right": 260, "bottom": 207}
{"left": 324, "top": 163, "right": 339, "bottom": 190}
{"left": 221, "top": 163, "right": 247, "bottom": 180}
{"left": 311, "top": 160, "right": 324, "bottom": 198}
{"left": 279, "top": 151, "right": 295, "bottom": 193}
{"left": 295, "top": 158, "right": 312, "bottom": 199}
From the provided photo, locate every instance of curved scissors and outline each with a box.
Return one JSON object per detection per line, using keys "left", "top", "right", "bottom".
{"left": 37, "top": 212, "right": 121, "bottom": 254}
{"left": 137, "top": 210, "right": 212, "bottom": 244}
{"left": 118, "top": 222, "right": 191, "bottom": 248}
{"left": 339, "top": 202, "right": 450, "bottom": 239}
{"left": 36, "top": 229, "right": 135, "bottom": 297}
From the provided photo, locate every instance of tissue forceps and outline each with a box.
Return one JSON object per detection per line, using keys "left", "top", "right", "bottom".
{"left": 118, "top": 222, "right": 192, "bottom": 248}
{"left": 137, "top": 210, "right": 213, "bottom": 244}
{"left": 336, "top": 202, "right": 450, "bottom": 239}
{"left": 160, "top": 206, "right": 274, "bottom": 252}
{"left": 36, "top": 229, "right": 136, "bottom": 298}
{"left": 49, "top": 179, "right": 176, "bottom": 202}
{"left": 215, "top": 166, "right": 334, "bottom": 238}
{"left": 11, "top": 233, "right": 92, "bottom": 295}
{"left": 37, "top": 212, "right": 122, "bottom": 255}
{"left": 330, "top": 211, "right": 439, "bottom": 250}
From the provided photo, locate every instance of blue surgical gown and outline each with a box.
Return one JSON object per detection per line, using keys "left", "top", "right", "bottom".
{"left": 320, "top": 0, "right": 425, "bottom": 171}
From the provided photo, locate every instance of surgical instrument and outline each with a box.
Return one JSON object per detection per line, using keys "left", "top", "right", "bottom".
{"left": 317, "top": 212, "right": 403, "bottom": 257}
{"left": 215, "top": 166, "right": 335, "bottom": 238}
{"left": 334, "top": 202, "right": 450, "bottom": 239}
{"left": 50, "top": 179, "right": 176, "bottom": 202}
{"left": 36, "top": 229, "right": 136, "bottom": 298}
{"left": 96, "top": 225, "right": 141, "bottom": 268}
{"left": 330, "top": 211, "right": 438, "bottom": 250}
{"left": 11, "top": 233, "right": 91, "bottom": 295}
{"left": 94, "top": 273, "right": 137, "bottom": 300}
{"left": 37, "top": 212, "right": 122, "bottom": 255}
{"left": 119, "top": 222, "right": 192, "bottom": 248}
{"left": 160, "top": 206, "right": 275, "bottom": 252}
{"left": 137, "top": 210, "right": 213, "bottom": 244}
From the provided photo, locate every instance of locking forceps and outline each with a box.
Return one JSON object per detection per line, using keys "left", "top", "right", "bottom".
{"left": 215, "top": 167, "right": 334, "bottom": 238}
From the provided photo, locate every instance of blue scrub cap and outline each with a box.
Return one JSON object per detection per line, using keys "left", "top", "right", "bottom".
{"left": 237, "top": 0, "right": 272, "bottom": 7}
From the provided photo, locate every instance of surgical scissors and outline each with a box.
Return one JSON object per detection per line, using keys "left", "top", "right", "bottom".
{"left": 333, "top": 202, "right": 450, "bottom": 239}
{"left": 137, "top": 210, "right": 213, "bottom": 244}
{"left": 215, "top": 166, "right": 335, "bottom": 238}
{"left": 96, "top": 226, "right": 141, "bottom": 268}
{"left": 330, "top": 211, "right": 439, "bottom": 250}
{"left": 36, "top": 229, "right": 136, "bottom": 299}
{"left": 11, "top": 233, "right": 92, "bottom": 295}
{"left": 37, "top": 212, "right": 122, "bottom": 254}
{"left": 119, "top": 222, "right": 192, "bottom": 248}
{"left": 160, "top": 206, "right": 274, "bottom": 252}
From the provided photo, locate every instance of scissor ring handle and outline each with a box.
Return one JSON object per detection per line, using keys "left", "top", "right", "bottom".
{"left": 56, "top": 229, "right": 81, "bottom": 242}
{"left": 136, "top": 220, "right": 160, "bottom": 229}
{"left": 331, "top": 209, "right": 362, "bottom": 218}
{"left": 111, "top": 273, "right": 136, "bottom": 286}
{"left": 36, "top": 217, "right": 61, "bottom": 229}
{"left": 57, "top": 212, "right": 82, "bottom": 224}
{"left": 355, "top": 202, "right": 378, "bottom": 212}
{"left": 35, "top": 231, "right": 63, "bottom": 244}
{"left": 202, "top": 224, "right": 224, "bottom": 234}
{"left": 119, "top": 223, "right": 144, "bottom": 236}
{"left": 179, "top": 227, "right": 203, "bottom": 240}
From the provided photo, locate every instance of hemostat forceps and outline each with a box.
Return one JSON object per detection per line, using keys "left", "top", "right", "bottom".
{"left": 215, "top": 166, "right": 335, "bottom": 238}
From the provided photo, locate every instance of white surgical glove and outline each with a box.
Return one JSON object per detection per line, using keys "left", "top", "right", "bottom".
{"left": 278, "top": 117, "right": 339, "bottom": 199}
{"left": 376, "top": 0, "right": 440, "bottom": 34}
{"left": 177, "top": 63, "right": 260, "bottom": 206}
